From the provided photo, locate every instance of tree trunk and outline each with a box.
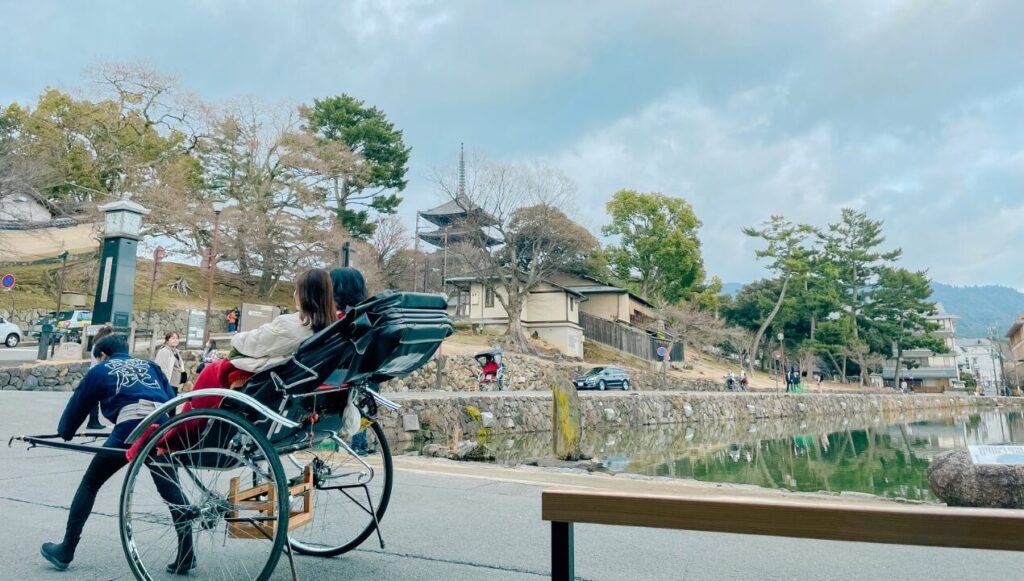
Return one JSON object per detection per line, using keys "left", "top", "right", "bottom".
{"left": 810, "top": 314, "right": 816, "bottom": 342}
{"left": 747, "top": 277, "right": 790, "bottom": 373}
{"left": 841, "top": 356, "right": 848, "bottom": 384}
{"left": 500, "top": 287, "right": 535, "bottom": 354}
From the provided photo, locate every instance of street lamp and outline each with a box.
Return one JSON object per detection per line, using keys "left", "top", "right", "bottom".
{"left": 93, "top": 199, "right": 149, "bottom": 328}
{"left": 203, "top": 201, "right": 225, "bottom": 344}
{"left": 777, "top": 332, "right": 786, "bottom": 393}
{"left": 54, "top": 250, "right": 70, "bottom": 324}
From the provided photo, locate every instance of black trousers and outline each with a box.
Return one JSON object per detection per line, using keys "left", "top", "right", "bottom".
{"left": 64, "top": 450, "right": 192, "bottom": 546}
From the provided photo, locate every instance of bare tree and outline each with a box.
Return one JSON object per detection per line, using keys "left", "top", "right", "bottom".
{"left": 369, "top": 215, "right": 415, "bottom": 290}
{"left": 201, "top": 101, "right": 339, "bottom": 297}
{"left": 660, "top": 301, "right": 730, "bottom": 358}
{"left": 432, "top": 157, "right": 595, "bottom": 352}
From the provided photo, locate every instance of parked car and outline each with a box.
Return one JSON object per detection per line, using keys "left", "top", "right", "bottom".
{"left": 0, "top": 317, "right": 22, "bottom": 347}
{"left": 573, "top": 366, "right": 631, "bottom": 391}
{"left": 55, "top": 309, "right": 91, "bottom": 342}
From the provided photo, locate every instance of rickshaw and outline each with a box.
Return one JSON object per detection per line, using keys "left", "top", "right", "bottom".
{"left": 10, "top": 291, "right": 452, "bottom": 581}
{"left": 474, "top": 348, "right": 505, "bottom": 391}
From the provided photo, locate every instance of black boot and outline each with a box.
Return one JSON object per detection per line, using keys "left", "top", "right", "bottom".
{"left": 166, "top": 531, "right": 196, "bottom": 575}
{"left": 40, "top": 539, "right": 77, "bottom": 571}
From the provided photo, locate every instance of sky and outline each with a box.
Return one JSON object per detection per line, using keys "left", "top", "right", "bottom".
{"left": 3, "top": 0, "right": 1024, "bottom": 288}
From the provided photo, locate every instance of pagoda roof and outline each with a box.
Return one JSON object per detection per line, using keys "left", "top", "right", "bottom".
{"left": 418, "top": 226, "right": 502, "bottom": 247}
{"left": 420, "top": 195, "right": 498, "bottom": 227}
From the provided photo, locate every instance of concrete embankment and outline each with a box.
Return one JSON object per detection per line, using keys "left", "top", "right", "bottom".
{"left": 379, "top": 391, "right": 1023, "bottom": 442}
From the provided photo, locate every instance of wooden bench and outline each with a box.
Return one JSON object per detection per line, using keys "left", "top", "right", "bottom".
{"left": 541, "top": 489, "right": 1024, "bottom": 580}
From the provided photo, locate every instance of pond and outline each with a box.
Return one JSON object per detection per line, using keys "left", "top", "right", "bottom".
{"left": 408, "top": 410, "right": 1024, "bottom": 502}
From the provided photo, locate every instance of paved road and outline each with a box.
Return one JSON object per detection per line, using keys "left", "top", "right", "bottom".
{"left": 4, "top": 391, "right": 1024, "bottom": 580}
{"left": 0, "top": 346, "right": 42, "bottom": 363}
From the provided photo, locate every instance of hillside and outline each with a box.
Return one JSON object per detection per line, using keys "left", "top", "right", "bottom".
{"left": 721, "top": 281, "right": 1023, "bottom": 339}
{"left": 0, "top": 257, "right": 295, "bottom": 312}
{"left": 929, "top": 282, "right": 1024, "bottom": 338}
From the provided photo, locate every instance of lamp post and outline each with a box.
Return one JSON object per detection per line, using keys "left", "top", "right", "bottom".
{"left": 203, "top": 201, "right": 225, "bottom": 344}
{"left": 54, "top": 250, "right": 69, "bottom": 324}
{"left": 778, "top": 331, "right": 786, "bottom": 393}
{"left": 93, "top": 199, "right": 149, "bottom": 328}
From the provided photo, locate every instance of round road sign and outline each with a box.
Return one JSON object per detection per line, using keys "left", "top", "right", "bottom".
{"left": 1, "top": 274, "right": 15, "bottom": 289}
{"left": 657, "top": 346, "right": 668, "bottom": 358}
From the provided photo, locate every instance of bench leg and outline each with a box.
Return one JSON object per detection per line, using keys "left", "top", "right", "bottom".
{"left": 551, "top": 521, "right": 574, "bottom": 580}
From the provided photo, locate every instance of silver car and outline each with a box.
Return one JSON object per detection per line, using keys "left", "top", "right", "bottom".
{"left": 573, "top": 366, "right": 631, "bottom": 391}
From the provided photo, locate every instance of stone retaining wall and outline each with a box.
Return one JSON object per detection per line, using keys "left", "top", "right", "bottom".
{"left": 0, "top": 308, "right": 229, "bottom": 334}
{"left": 381, "top": 352, "right": 722, "bottom": 393}
{"left": 0, "top": 361, "right": 90, "bottom": 391}
{"left": 379, "top": 391, "right": 1023, "bottom": 442}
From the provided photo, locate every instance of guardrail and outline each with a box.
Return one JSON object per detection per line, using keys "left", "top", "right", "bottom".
{"left": 541, "top": 489, "right": 1024, "bottom": 580}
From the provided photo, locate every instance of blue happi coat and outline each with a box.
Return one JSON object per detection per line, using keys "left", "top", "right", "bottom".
{"left": 58, "top": 353, "right": 176, "bottom": 446}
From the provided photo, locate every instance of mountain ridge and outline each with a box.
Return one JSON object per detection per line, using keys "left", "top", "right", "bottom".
{"left": 721, "top": 281, "right": 1024, "bottom": 338}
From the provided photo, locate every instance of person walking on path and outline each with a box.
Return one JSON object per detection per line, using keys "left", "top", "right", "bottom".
{"left": 154, "top": 331, "right": 186, "bottom": 394}
{"left": 40, "top": 334, "right": 194, "bottom": 574}
{"left": 816, "top": 372, "right": 824, "bottom": 394}
{"left": 226, "top": 308, "right": 239, "bottom": 333}
{"left": 84, "top": 325, "right": 115, "bottom": 430}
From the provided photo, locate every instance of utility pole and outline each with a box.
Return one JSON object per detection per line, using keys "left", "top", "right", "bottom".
{"left": 146, "top": 246, "right": 166, "bottom": 332}
{"left": 203, "top": 202, "right": 225, "bottom": 344}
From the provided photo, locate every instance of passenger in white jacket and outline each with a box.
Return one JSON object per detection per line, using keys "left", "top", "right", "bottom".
{"left": 191, "top": 269, "right": 336, "bottom": 390}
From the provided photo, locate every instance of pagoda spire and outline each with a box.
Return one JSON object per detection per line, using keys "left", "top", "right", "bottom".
{"left": 457, "top": 142, "right": 466, "bottom": 198}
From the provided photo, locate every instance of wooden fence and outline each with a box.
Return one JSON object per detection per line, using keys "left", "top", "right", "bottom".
{"left": 578, "top": 312, "right": 682, "bottom": 362}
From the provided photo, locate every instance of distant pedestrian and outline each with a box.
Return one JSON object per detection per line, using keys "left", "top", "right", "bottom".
{"left": 816, "top": 372, "right": 823, "bottom": 394}
{"left": 195, "top": 339, "right": 219, "bottom": 375}
{"left": 154, "top": 331, "right": 186, "bottom": 394}
{"left": 739, "top": 370, "right": 748, "bottom": 391}
{"left": 226, "top": 308, "right": 239, "bottom": 333}
{"left": 900, "top": 379, "right": 908, "bottom": 394}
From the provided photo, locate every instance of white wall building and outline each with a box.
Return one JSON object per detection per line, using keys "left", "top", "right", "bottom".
{"left": 957, "top": 338, "right": 1004, "bottom": 392}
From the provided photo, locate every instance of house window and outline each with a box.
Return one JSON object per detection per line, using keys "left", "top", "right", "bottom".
{"left": 485, "top": 287, "right": 495, "bottom": 308}
{"left": 569, "top": 297, "right": 576, "bottom": 312}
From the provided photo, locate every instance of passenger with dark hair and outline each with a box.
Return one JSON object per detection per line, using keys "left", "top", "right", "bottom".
{"left": 330, "top": 267, "right": 367, "bottom": 313}
{"left": 41, "top": 334, "right": 194, "bottom": 573}
{"left": 330, "top": 267, "right": 370, "bottom": 454}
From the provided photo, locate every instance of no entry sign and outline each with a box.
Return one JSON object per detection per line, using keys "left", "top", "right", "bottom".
{"left": 1, "top": 274, "right": 15, "bottom": 289}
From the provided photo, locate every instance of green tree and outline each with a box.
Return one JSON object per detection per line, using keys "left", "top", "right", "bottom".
{"left": 302, "top": 95, "right": 411, "bottom": 240}
{"left": 863, "top": 267, "right": 944, "bottom": 386}
{"left": 741, "top": 216, "right": 814, "bottom": 373}
{"left": 819, "top": 208, "right": 901, "bottom": 380}
{"left": 602, "top": 190, "right": 704, "bottom": 304}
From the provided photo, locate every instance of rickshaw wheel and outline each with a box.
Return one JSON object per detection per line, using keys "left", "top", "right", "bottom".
{"left": 287, "top": 420, "right": 394, "bottom": 557}
{"left": 119, "top": 408, "right": 289, "bottom": 581}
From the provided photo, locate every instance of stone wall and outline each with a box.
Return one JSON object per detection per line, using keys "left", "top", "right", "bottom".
{"left": 378, "top": 391, "right": 1023, "bottom": 442}
{"left": 0, "top": 308, "right": 229, "bottom": 334}
{"left": 381, "top": 352, "right": 723, "bottom": 393}
{"left": 0, "top": 360, "right": 90, "bottom": 391}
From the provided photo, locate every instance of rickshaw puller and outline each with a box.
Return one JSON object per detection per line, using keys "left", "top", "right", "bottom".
{"left": 40, "top": 334, "right": 195, "bottom": 574}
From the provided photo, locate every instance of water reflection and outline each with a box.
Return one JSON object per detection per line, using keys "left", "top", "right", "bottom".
{"left": 409, "top": 410, "right": 1024, "bottom": 502}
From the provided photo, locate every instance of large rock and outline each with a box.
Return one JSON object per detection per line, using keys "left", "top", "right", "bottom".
{"left": 928, "top": 450, "right": 1024, "bottom": 508}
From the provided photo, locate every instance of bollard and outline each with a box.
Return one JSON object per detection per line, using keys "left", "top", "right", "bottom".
{"left": 37, "top": 324, "right": 52, "bottom": 360}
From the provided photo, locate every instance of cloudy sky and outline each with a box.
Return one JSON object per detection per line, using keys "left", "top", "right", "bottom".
{"left": 3, "top": 0, "right": 1024, "bottom": 288}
